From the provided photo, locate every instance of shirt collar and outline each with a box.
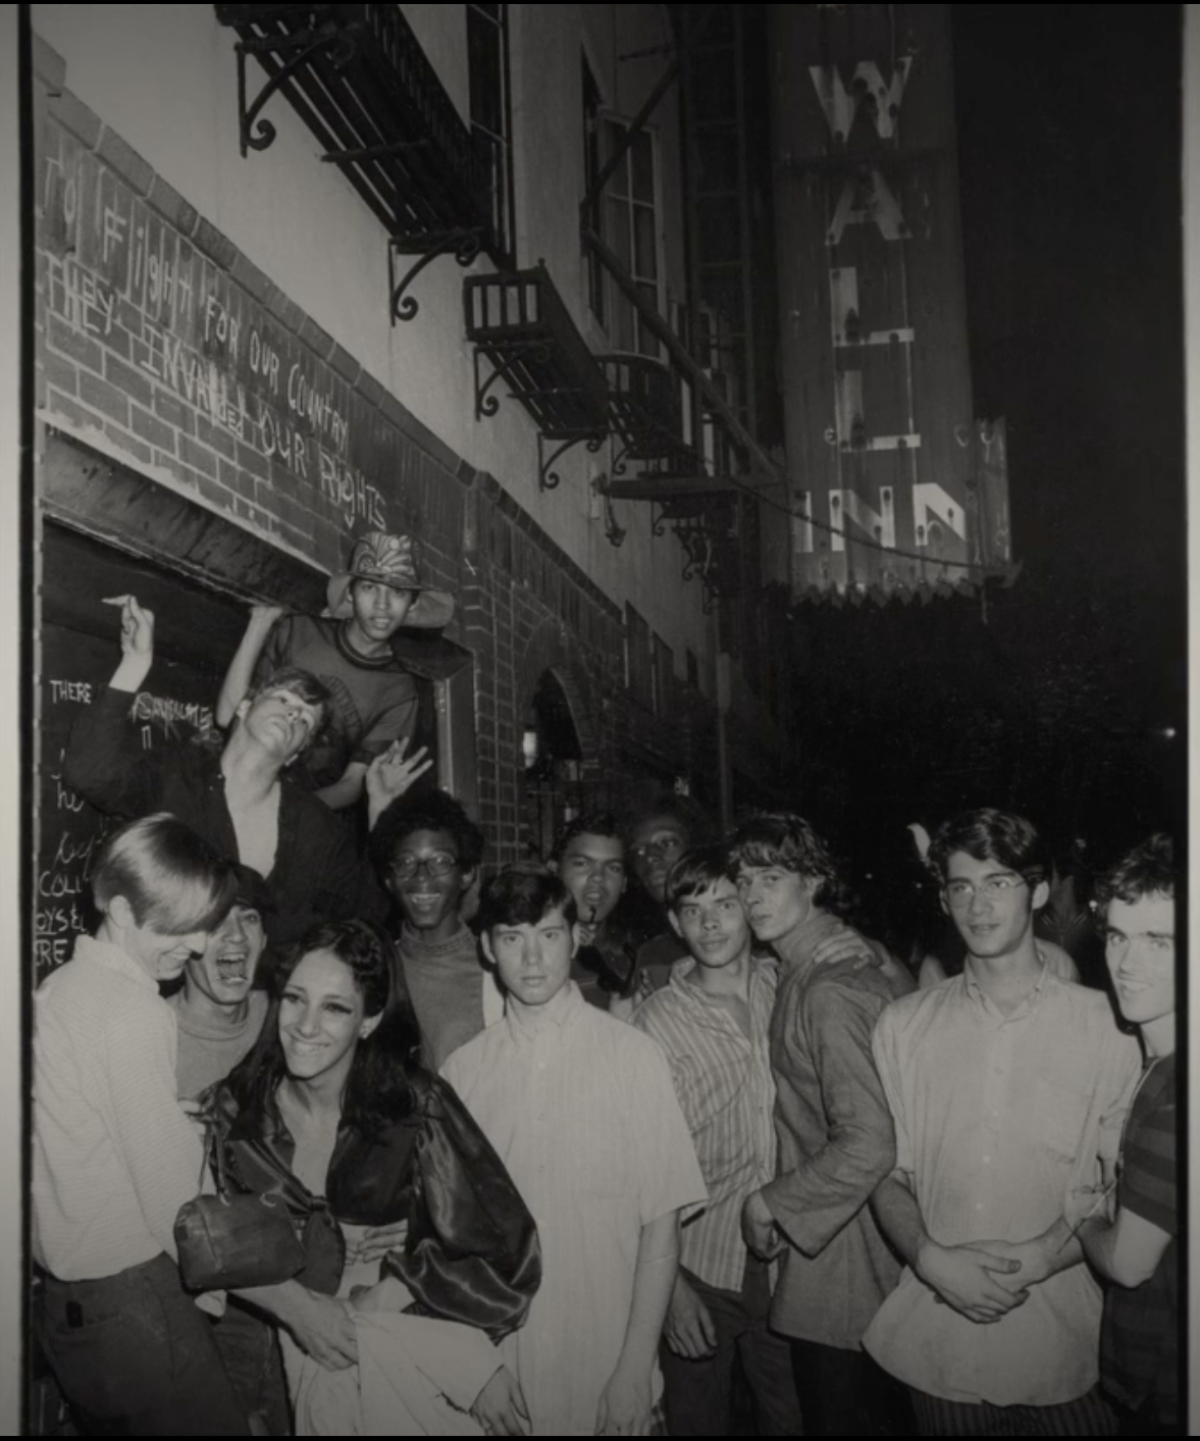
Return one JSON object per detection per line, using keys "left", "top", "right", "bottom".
{"left": 963, "top": 949, "right": 1051, "bottom": 1021}
{"left": 773, "top": 908, "right": 843, "bottom": 971}
{"left": 504, "top": 978, "right": 582, "bottom": 1042}
{"left": 671, "top": 954, "right": 772, "bottom": 1004}
{"left": 75, "top": 934, "right": 161, "bottom": 996}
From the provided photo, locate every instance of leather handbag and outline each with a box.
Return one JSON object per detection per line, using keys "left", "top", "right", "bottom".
{"left": 175, "top": 1124, "right": 307, "bottom": 1292}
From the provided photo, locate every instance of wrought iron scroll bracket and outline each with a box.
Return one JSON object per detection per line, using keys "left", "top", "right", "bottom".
{"left": 235, "top": 22, "right": 348, "bottom": 157}
{"left": 650, "top": 502, "right": 668, "bottom": 539}
{"left": 389, "top": 231, "right": 483, "bottom": 325}
{"left": 610, "top": 441, "right": 633, "bottom": 479}
{"left": 473, "top": 344, "right": 552, "bottom": 423}
{"left": 539, "top": 433, "right": 604, "bottom": 492}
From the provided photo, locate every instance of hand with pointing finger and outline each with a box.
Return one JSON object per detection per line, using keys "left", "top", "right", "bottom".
{"left": 102, "top": 595, "right": 156, "bottom": 690}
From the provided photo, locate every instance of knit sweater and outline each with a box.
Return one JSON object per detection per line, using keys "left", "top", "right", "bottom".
{"left": 397, "top": 923, "right": 488, "bottom": 1072}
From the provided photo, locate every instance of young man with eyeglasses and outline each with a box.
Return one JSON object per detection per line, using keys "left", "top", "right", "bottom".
{"left": 369, "top": 789, "right": 502, "bottom": 1070}
{"left": 1071, "top": 835, "right": 1178, "bottom": 1436}
{"left": 865, "top": 809, "right": 1142, "bottom": 1437}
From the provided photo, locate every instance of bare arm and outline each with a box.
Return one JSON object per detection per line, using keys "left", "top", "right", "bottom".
{"left": 216, "top": 604, "right": 285, "bottom": 728}
{"left": 314, "top": 760, "right": 369, "bottom": 812}
{"left": 872, "top": 1171, "right": 1024, "bottom": 1325}
{"left": 236, "top": 1278, "right": 357, "bottom": 1371}
{"left": 595, "top": 1212, "right": 681, "bottom": 1435}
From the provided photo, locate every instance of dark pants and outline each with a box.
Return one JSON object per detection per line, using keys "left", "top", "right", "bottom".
{"left": 210, "top": 1300, "right": 290, "bottom": 1436}
{"left": 910, "top": 1385, "right": 1118, "bottom": 1437}
{"left": 661, "top": 1260, "right": 802, "bottom": 1436}
{"left": 36, "top": 1254, "right": 250, "bottom": 1436}
{"left": 792, "top": 1339, "right": 916, "bottom": 1436}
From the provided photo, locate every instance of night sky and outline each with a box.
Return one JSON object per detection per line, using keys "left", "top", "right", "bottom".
{"left": 789, "top": 4, "right": 1185, "bottom": 876}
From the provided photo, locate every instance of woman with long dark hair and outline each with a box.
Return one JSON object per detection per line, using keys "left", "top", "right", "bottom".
{"left": 204, "top": 918, "right": 540, "bottom": 1435}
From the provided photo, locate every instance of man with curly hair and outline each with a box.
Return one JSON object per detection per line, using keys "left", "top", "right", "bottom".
{"left": 370, "top": 790, "right": 501, "bottom": 1070}
{"left": 733, "top": 814, "right": 915, "bottom": 1436}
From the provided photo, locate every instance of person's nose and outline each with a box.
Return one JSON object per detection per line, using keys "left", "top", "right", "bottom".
{"left": 967, "top": 884, "right": 992, "bottom": 916}
{"left": 295, "top": 1001, "right": 322, "bottom": 1037}
{"left": 225, "top": 911, "right": 247, "bottom": 944}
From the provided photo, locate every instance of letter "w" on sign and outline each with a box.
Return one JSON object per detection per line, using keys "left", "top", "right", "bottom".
{"left": 809, "top": 58, "right": 914, "bottom": 142}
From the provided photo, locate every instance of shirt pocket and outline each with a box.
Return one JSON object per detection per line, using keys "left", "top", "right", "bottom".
{"left": 1032, "top": 1076, "right": 1093, "bottom": 1161}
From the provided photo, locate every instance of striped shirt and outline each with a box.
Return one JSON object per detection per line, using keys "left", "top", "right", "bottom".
{"left": 1101, "top": 1052, "right": 1178, "bottom": 1423}
{"left": 633, "top": 957, "right": 778, "bottom": 1293}
{"left": 864, "top": 968, "right": 1142, "bottom": 1407}
{"left": 33, "top": 936, "right": 205, "bottom": 1280}
{"left": 443, "top": 982, "right": 707, "bottom": 1437}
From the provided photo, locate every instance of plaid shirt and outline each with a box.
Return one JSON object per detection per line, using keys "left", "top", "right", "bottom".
{"left": 633, "top": 956, "right": 778, "bottom": 1292}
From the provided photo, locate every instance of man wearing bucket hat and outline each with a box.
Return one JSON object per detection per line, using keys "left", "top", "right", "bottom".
{"left": 217, "top": 531, "right": 453, "bottom": 811}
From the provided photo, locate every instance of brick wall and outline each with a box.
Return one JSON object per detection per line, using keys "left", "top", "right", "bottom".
{"left": 34, "top": 85, "right": 727, "bottom": 855}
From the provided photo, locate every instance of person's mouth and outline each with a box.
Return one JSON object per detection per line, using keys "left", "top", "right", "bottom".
{"left": 288, "top": 1038, "right": 327, "bottom": 1059}
{"left": 215, "top": 951, "right": 250, "bottom": 984}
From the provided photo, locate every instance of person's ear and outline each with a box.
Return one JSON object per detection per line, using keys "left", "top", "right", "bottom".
{"left": 480, "top": 931, "right": 497, "bottom": 967}
{"left": 460, "top": 866, "right": 478, "bottom": 894}
{"left": 547, "top": 859, "right": 560, "bottom": 876}
{"left": 360, "top": 1012, "right": 383, "bottom": 1043}
{"left": 108, "top": 894, "right": 136, "bottom": 930}
{"left": 234, "top": 698, "right": 251, "bottom": 726}
{"left": 668, "top": 910, "right": 684, "bottom": 940}
{"left": 1031, "top": 877, "right": 1051, "bottom": 912}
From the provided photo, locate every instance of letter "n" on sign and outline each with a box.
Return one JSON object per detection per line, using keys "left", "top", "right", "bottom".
{"left": 830, "top": 488, "right": 896, "bottom": 553}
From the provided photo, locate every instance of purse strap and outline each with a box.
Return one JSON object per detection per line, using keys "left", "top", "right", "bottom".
{"left": 198, "top": 1116, "right": 231, "bottom": 1202}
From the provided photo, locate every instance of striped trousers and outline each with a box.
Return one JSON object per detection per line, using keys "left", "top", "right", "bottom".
{"left": 910, "top": 1385, "right": 1118, "bottom": 1437}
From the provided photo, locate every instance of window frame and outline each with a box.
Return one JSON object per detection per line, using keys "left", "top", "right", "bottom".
{"left": 467, "top": 2, "right": 517, "bottom": 265}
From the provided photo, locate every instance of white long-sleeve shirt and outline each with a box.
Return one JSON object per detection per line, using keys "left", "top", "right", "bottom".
{"left": 34, "top": 936, "right": 205, "bottom": 1280}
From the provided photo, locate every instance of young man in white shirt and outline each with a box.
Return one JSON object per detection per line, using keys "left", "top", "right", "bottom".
{"left": 33, "top": 813, "right": 248, "bottom": 1435}
{"left": 443, "top": 869, "right": 707, "bottom": 1435}
{"left": 865, "top": 808, "right": 1142, "bottom": 1437}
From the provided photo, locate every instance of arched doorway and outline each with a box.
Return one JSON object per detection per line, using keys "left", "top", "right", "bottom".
{"left": 523, "top": 668, "right": 586, "bottom": 861}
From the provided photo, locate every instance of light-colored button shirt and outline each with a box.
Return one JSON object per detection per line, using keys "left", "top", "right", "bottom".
{"left": 33, "top": 936, "right": 205, "bottom": 1280}
{"left": 865, "top": 968, "right": 1142, "bottom": 1407}
{"left": 442, "top": 982, "right": 707, "bottom": 1437}
{"left": 633, "top": 957, "right": 778, "bottom": 1293}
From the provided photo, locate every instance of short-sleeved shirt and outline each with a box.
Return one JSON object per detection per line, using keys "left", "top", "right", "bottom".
{"left": 256, "top": 614, "right": 418, "bottom": 788}
{"left": 1101, "top": 1053, "right": 1178, "bottom": 1424}
{"left": 865, "top": 968, "right": 1143, "bottom": 1407}
{"left": 442, "top": 982, "right": 707, "bottom": 1436}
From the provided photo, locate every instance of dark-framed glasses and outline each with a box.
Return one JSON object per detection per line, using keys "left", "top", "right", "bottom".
{"left": 390, "top": 853, "right": 459, "bottom": 882}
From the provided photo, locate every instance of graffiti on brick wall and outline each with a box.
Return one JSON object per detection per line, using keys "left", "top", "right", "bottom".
{"left": 41, "top": 121, "right": 390, "bottom": 535}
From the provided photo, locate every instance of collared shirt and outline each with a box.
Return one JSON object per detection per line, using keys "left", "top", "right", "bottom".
{"left": 63, "top": 686, "right": 385, "bottom": 947}
{"left": 763, "top": 910, "right": 915, "bottom": 1349}
{"left": 33, "top": 936, "right": 205, "bottom": 1280}
{"left": 864, "top": 966, "right": 1143, "bottom": 1407}
{"left": 442, "top": 982, "right": 707, "bottom": 1437}
{"left": 633, "top": 956, "right": 778, "bottom": 1292}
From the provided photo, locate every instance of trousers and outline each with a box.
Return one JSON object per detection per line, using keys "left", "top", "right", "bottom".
{"left": 36, "top": 1254, "right": 250, "bottom": 1436}
{"left": 660, "top": 1259, "right": 802, "bottom": 1436}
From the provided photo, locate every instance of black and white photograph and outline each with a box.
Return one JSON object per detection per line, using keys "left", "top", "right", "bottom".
{"left": 0, "top": 3, "right": 1192, "bottom": 1436}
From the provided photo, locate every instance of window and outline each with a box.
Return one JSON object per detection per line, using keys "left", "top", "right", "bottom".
{"left": 625, "top": 604, "right": 654, "bottom": 710}
{"left": 584, "top": 79, "right": 662, "bottom": 356}
{"left": 468, "top": 4, "right": 514, "bottom": 260}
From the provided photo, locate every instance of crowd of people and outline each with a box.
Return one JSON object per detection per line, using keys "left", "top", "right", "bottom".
{"left": 31, "top": 532, "right": 1180, "bottom": 1437}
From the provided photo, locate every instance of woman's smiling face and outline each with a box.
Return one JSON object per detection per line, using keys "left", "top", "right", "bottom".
{"left": 278, "top": 947, "right": 377, "bottom": 1086}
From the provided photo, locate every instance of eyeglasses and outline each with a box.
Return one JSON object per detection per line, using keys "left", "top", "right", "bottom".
{"left": 390, "top": 853, "right": 459, "bottom": 881}
{"left": 944, "top": 875, "right": 1029, "bottom": 906}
